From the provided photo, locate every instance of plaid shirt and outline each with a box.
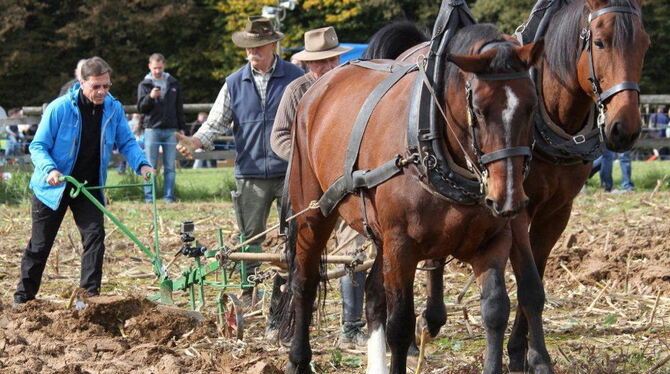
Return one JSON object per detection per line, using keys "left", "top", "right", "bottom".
{"left": 193, "top": 57, "right": 277, "bottom": 151}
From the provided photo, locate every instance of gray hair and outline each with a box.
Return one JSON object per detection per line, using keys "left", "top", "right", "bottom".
{"left": 149, "top": 53, "right": 165, "bottom": 63}
{"left": 80, "top": 57, "right": 113, "bottom": 81}
{"left": 74, "top": 59, "right": 87, "bottom": 80}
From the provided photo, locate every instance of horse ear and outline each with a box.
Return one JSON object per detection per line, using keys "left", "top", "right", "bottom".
{"left": 516, "top": 39, "right": 545, "bottom": 68}
{"left": 448, "top": 50, "right": 495, "bottom": 73}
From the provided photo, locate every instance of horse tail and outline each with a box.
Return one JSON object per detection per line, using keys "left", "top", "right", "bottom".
{"left": 277, "top": 207, "right": 298, "bottom": 342}
{"left": 362, "top": 21, "right": 429, "bottom": 59}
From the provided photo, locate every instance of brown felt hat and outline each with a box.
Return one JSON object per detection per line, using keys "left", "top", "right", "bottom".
{"left": 292, "top": 27, "right": 352, "bottom": 62}
{"left": 232, "top": 16, "right": 285, "bottom": 48}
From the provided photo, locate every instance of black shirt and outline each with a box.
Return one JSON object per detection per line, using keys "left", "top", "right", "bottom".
{"left": 70, "top": 91, "right": 102, "bottom": 188}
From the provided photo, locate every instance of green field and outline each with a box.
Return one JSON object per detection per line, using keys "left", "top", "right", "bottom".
{"left": 2, "top": 160, "right": 670, "bottom": 204}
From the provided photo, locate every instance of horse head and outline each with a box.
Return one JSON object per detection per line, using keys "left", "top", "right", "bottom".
{"left": 552, "top": 0, "right": 649, "bottom": 151}
{"left": 446, "top": 26, "right": 544, "bottom": 217}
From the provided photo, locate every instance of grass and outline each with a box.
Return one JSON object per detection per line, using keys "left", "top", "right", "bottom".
{"left": 0, "top": 166, "right": 237, "bottom": 204}
{"left": 3, "top": 160, "right": 670, "bottom": 205}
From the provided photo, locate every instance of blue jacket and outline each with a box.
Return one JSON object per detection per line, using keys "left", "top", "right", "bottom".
{"left": 226, "top": 58, "right": 303, "bottom": 179}
{"left": 29, "top": 85, "right": 150, "bottom": 210}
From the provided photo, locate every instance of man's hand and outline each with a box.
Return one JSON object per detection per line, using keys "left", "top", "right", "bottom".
{"left": 150, "top": 87, "right": 161, "bottom": 99}
{"left": 46, "top": 169, "right": 63, "bottom": 186}
{"left": 140, "top": 165, "right": 155, "bottom": 181}
{"left": 175, "top": 133, "right": 202, "bottom": 159}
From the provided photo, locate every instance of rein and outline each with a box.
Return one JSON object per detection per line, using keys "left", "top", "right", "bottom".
{"left": 580, "top": 5, "right": 641, "bottom": 140}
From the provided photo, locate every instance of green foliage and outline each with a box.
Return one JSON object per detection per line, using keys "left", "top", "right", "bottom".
{"left": 0, "top": 167, "right": 31, "bottom": 204}
{"left": 329, "top": 350, "right": 362, "bottom": 368}
{"left": 638, "top": 0, "right": 670, "bottom": 94}
{"left": 0, "top": 0, "right": 222, "bottom": 109}
{"left": 471, "top": 0, "right": 535, "bottom": 34}
{"left": 0, "top": 0, "right": 668, "bottom": 108}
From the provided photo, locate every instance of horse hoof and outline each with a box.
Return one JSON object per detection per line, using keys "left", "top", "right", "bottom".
{"left": 286, "top": 361, "right": 311, "bottom": 374}
{"left": 533, "top": 365, "right": 555, "bottom": 374}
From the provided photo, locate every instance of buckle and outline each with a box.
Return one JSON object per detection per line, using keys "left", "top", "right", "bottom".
{"left": 573, "top": 135, "right": 586, "bottom": 144}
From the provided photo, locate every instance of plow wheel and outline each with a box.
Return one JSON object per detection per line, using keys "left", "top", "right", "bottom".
{"left": 218, "top": 293, "right": 244, "bottom": 340}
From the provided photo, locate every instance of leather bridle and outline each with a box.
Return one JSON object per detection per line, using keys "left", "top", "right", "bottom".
{"left": 580, "top": 5, "right": 641, "bottom": 139}
{"left": 464, "top": 41, "right": 534, "bottom": 182}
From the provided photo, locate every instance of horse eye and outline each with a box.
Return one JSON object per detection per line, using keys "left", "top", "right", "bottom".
{"left": 594, "top": 40, "right": 605, "bottom": 49}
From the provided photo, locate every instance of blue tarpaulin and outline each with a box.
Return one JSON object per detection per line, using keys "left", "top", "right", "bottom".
{"left": 339, "top": 43, "right": 368, "bottom": 63}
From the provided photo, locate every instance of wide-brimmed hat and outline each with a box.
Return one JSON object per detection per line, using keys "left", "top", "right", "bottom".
{"left": 232, "top": 17, "right": 285, "bottom": 48}
{"left": 292, "top": 27, "right": 352, "bottom": 62}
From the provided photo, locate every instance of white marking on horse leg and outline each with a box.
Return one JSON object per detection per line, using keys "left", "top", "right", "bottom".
{"left": 367, "top": 326, "right": 388, "bottom": 374}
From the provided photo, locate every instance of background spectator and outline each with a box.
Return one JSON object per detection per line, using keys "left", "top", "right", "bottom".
{"left": 137, "top": 53, "right": 185, "bottom": 203}
{"left": 649, "top": 106, "right": 669, "bottom": 138}
{"left": 5, "top": 108, "right": 24, "bottom": 158}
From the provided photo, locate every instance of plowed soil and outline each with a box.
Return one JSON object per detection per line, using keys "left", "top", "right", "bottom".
{"left": 0, "top": 192, "right": 668, "bottom": 373}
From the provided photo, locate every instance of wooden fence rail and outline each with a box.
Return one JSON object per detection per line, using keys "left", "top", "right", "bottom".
{"left": 3, "top": 96, "right": 670, "bottom": 158}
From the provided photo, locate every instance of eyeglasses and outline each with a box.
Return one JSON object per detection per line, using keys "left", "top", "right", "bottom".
{"left": 88, "top": 82, "right": 112, "bottom": 90}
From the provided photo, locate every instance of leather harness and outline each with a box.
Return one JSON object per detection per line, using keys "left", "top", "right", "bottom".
{"left": 516, "top": 0, "right": 641, "bottom": 164}
{"left": 317, "top": 0, "right": 532, "bottom": 218}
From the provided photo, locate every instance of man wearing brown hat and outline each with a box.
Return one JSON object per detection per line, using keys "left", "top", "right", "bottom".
{"left": 175, "top": 17, "right": 303, "bottom": 313}
{"left": 270, "top": 27, "right": 368, "bottom": 348}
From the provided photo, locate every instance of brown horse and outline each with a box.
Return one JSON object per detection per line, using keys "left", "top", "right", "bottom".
{"left": 284, "top": 24, "right": 543, "bottom": 374}
{"left": 420, "top": 0, "right": 649, "bottom": 372}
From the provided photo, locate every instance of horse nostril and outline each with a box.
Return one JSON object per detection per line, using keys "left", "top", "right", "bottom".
{"left": 611, "top": 121, "right": 622, "bottom": 138}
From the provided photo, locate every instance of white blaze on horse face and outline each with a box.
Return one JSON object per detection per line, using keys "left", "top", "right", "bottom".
{"left": 503, "top": 86, "right": 519, "bottom": 198}
{"left": 367, "top": 326, "right": 388, "bottom": 374}
{"left": 502, "top": 86, "right": 519, "bottom": 146}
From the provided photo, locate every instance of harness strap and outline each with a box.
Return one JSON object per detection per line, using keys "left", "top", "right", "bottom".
{"left": 343, "top": 63, "right": 417, "bottom": 194}
{"left": 348, "top": 59, "right": 413, "bottom": 73}
{"left": 319, "top": 158, "right": 404, "bottom": 216}
{"left": 599, "top": 82, "right": 640, "bottom": 103}
{"left": 315, "top": 62, "right": 417, "bottom": 217}
{"left": 480, "top": 146, "right": 532, "bottom": 165}
{"left": 475, "top": 71, "right": 531, "bottom": 81}
{"left": 588, "top": 6, "right": 639, "bottom": 22}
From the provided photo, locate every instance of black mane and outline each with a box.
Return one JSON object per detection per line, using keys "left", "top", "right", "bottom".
{"left": 362, "top": 21, "right": 429, "bottom": 59}
{"left": 545, "top": 0, "right": 640, "bottom": 86}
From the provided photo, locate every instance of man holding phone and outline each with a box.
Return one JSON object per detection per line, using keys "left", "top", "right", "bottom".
{"left": 137, "top": 53, "right": 186, "bottom": 203}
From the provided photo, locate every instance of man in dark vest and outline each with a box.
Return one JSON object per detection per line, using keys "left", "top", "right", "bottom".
{"left": 175, "top": 17, "right": 303, "bottom": 324}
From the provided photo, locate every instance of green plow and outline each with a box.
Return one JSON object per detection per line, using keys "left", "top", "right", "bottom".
{"left": 60, "top": 174, "right": 369, "bottom": 340}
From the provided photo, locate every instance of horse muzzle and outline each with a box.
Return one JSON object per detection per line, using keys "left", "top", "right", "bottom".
{"left": 605, "top": 119, "right": 641, "bottom": 152}
{"left": 485, "top": 195, "right": 529, "bottom": 218}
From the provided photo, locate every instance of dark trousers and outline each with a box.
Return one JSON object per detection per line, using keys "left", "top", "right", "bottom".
{"left": 14, "top": 188, "right": 105, "bottom": 303}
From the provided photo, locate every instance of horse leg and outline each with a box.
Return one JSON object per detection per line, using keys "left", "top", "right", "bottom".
{"left": 365, "top": 249, "right": 389, "bottom": 374}
{"left": 471, "top": 231, "right": 511, "bottom": 374}
{"left": 384, "top": 238, "right": 418, "bottom": 374}
{"left": 523, "top": 206, "right": 573, "bottom": 373}
{"left": 422, "top": 258, "right": 447, "bottom": 339}
{"left": 507, "top": 211, "right": 553, "bottom": 374}
{"left": 287, "top": 212, "right": 337, "bottom": 374}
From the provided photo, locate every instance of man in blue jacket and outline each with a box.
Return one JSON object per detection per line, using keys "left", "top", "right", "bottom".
{"left": 14, "top": 57, "right": 153, "bottom": 306}
{"left": 175, "top": 17, "right": 303, "bottom": 317}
